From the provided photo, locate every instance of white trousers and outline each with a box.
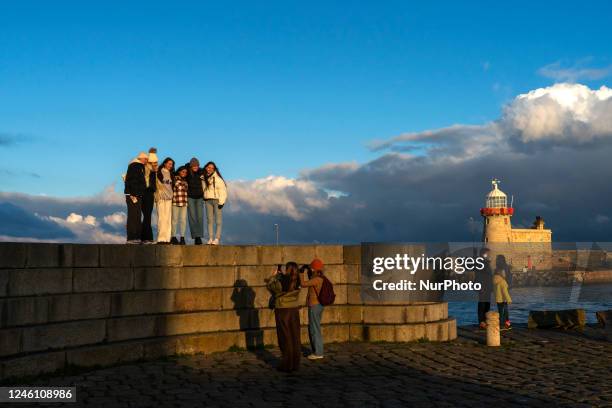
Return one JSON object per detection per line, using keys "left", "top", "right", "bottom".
{"left": 156, "top": 199, "right": 172, "bottom": 243}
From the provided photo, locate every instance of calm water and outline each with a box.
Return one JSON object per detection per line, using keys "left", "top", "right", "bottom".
{"left": 448, "top": 283, "right": 612, "bottom": 325}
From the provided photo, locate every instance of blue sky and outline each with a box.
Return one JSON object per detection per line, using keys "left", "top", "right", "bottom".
{"left": 2, "top": 1, "right": 610, "bottom": 197}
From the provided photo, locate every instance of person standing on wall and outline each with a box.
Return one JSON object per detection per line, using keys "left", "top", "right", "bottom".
{"left": 141, "top": 148, "right": 158, "bottom": 244}
{"left": 155, "top": 157, "right": 175, "bottom": 244}
{"left": 124, "top": 152, "right": 148, "bottom": 244}
{"left": 171, "top": 165, "right": 189, "bottom": 245}
{"left": 185, "top": 157, "right": 205, "bottom": 245}
{"left": 300, "top": 258, "right": 325, "bottom": 360}
{"left": 202, "top": 161, "right": 227, "bottom": 245}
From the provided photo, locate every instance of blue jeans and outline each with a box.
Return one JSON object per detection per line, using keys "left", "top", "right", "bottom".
{"left": 171, "top": 206, "right": 187, "bottom": 237}
{"left": 497, "top": 302, "right": 509, "bottom": 324}
{"left": 187, "top": 197, "right": 204, "bottom": 238}
{"left": 308, "top": 304, "right": 324, "bottom": 356}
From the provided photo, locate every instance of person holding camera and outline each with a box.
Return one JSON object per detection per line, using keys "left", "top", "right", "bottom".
{"left": 266, "top": 262, "right": 302, "bottom": 372}
{"left": 300, "top": 259, "right": 325, "bottom": 360}
{"left": 202, "top": 161, "right": 227, "bottom": 245}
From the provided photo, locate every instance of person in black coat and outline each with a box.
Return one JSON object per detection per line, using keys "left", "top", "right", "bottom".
{"left": 185, "top": 157, "right": 205, "bottom": 245}
{"left": 124, "top": 152, "right": 148, "bottom": 243}
{"left": 141, "top": 148, "right": 158, "bottom": 243}
{"left": 475, "top": 247, "right": 493, "bottom": 328}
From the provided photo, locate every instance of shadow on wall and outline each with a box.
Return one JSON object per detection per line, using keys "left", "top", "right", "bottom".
{"left": 231, "top": 279, "right": 277, "bottom": 367}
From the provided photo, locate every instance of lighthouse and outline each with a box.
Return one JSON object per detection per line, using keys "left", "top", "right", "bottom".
{"left": 480, "top": 179, "right": 514, "bottom": 243}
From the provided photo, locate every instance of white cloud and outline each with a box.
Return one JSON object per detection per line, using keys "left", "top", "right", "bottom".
{"left": 103, "top": 211, "right": 127, "bottom": 227}
{"left": 538, "top": 60, "right": 612, "bottom": 82}
{"left": 48, "top": 213, "right": 123, "bottom": 243}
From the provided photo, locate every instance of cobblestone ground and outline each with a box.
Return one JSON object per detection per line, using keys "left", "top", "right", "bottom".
{"left": 11, "top": 325, "right": 612, "bottom": 408}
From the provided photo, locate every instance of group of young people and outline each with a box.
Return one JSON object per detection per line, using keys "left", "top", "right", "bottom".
{"left": 476, "top": 247, "right": 513, "bottom": 330}
{"left": 266, "top": 258, "right": 330, "bottom": 372}
{"left": 123, "top": 148, "right": 227, "bottom": 245}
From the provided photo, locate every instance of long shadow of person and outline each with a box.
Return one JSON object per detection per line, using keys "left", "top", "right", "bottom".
{"left": 230, "top": 279, "right": 277, "bottom": 367}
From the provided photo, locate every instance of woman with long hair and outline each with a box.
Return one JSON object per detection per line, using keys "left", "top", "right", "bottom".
{"left": 202, "top": 161, "right": 227, "bottom": 245}
{"left": 266, "top": 262, "right": 302, "bottom": 372}
{"left": 155, "top": 157, "right": 175, "bottom": 244}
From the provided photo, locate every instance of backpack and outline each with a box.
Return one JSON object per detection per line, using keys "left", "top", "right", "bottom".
{"left": 316, "top": 275, "right": 336, "bottom": 306}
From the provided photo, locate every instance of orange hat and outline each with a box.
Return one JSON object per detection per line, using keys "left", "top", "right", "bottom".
{"left": 310, "top": 258, "right": 324, "bottom": 271}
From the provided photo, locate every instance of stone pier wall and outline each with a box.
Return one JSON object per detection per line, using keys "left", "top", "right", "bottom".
{"left": 0, "top": 244, "right": 456, "bottom": 380}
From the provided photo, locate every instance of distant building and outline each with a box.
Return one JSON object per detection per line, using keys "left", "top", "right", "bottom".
{"left": 480, "top": 179, "right": 552, "bottom": 243}
{"left": 480, "top": 179, "right": 552, "bottom": 270}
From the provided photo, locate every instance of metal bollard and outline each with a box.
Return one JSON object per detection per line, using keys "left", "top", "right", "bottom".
{"left": 486, "top": 311, "right": 500, "bottom": 346}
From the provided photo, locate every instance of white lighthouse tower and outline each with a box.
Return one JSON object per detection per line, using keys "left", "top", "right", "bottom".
{"left": 480, "top": 179, "right": 514, "bottom": 243}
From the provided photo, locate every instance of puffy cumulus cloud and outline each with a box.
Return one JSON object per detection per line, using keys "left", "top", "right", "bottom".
{"left": 48, "top": 213, "right": 124, "bottom": 244}
{"left": 502, "top": 83, "right": 612, "bottom": 145}
{"left": 227, "top": 176, "right": 329, "bottom": 220}
{"left": 103, "top": 212, "right": 127, "bottom": 227}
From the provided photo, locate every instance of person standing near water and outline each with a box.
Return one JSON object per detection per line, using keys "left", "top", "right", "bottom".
{"left": 300, "top": 258, "right": 325, "bottom": 360}
{"left": 475, "top": 247, "right": 493, "bottom": 329}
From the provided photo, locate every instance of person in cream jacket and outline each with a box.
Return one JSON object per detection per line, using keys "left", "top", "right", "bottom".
{"left": 202, "top": 161, "right": 227, "bottom": 245}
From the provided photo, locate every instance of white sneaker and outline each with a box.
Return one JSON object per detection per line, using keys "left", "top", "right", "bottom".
{"left": 307, "top": 354, "right": 324, "bottom": 360}
{"left": 212, "top": 239, "right": 220, "bottom": 245}
{"left": 207, "top": 239, "right": 213, "bottom": 245}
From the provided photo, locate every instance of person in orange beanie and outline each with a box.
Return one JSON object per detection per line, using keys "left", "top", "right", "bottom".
{"left": 300, "top": 258, "right": 325, "bottom": 360}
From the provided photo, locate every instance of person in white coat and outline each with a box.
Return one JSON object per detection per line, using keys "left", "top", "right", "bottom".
{"left": 202, "top": 161, "right": 227, "bottom": 245}
{"left": 155, "top": 157, "right": 175, "bottom": 244}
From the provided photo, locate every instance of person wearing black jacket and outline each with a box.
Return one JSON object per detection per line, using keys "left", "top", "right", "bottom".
{"left": 141, "top": 148, "right": 159, "bottom": 244}
{"left": 476, "top": 247, "right": 493, "bottom": 329}
{"left": 124, "top": 152, "right": 148, "bottom": 243}
{"left": 186, "top": 157, "right": 204, "bottom": 244}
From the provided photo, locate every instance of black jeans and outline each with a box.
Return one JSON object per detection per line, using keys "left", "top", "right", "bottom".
{"left": 497, "top": 302, "right": 509, "bottom": 324}
{"left": 478, "top": 301, "right": 490, "bottom": 324}
{"left": 141, "top": 191, "right": 155, "bottom": 241}
{"left": 125, "top": 196, "right": 142, "bottom": 241}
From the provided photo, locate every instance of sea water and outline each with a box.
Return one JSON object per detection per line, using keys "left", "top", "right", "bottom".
{"left": 447, "top": 283, "right": 612, "bottom": 325}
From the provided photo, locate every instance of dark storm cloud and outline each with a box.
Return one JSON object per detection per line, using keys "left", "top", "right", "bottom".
{"left": 0, "top": 202, "right": 75, "bottom": 239}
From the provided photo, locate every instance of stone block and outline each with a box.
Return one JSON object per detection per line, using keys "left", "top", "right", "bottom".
{"left": 22, "top": 320, "right": 106, "bottom": 352}
{"left": 324, "top": 264, "right": 346, "bottom": 285}
{"left": 315, "top": 245, "right": 344, "bottom": 265}
{"left": 107, "top": 316, "right": 156, "bottom": 342}
{"left": 25, "top": 244, "right": 60, "bottom": 268}
{"left": 176, "top": 331, "right": 241, "bottom": 355}
{"left": 333, "top": 284, "right": 348, "bottom": 305}
{"left": 363, "top": 306, "right": 405, "bottom": 324}
{"left": 158, "top": 310, "right": 242, "bottom": 336}
{"left": 234, "top": 246, "right": 258, "bottom": 265}
{"left": 0, "top": 270, "right": 8, "bottom": 297}
{"left": 67, "top": 342, "right": 143, "bottom": 367}
{"left": 345, "top": 264, "right": 361, "bottom": 284}
{"left": 1, "top": 351, "right": 65, "bottom": 380}
{"left": 132, "top": 245, "right": 158, "bottom": 267}
{"left": 134, "top": 267, "right": 181, "bottom": 290}
{"left": 175, "top": 288, "right": 223, "bottom": 312}
{"left": 1, "top": 297, "right": 49, "bottom": 327}
{"left": 236, "top": 265, "right": 268, "bottom": 287}
{"left": 343, "top": 245, "right": 361, "bottom": 265}
{"left": 143, "top": 338, "right": 177, "bottom": 359}
{"left": 59, "top": 244, "right": 73, "bottom": 267}
{"left": 347, "top": 284, "right": 362, "bottom": 304}
{"left": 72, "top": 244, "right": 99, "bottom": 267}
{"left": 48, "top": 293, "right": 110, "bottom": 322}
{"left": 182, "top": 246, "right": 212, "bottom": 266}
{"left": 349, "top": 324, "right": 364, "bottom": 341}
{"left": 425, "top": 320, "right": 450, "bottom": 342}
{"left": 110, "top": 291, "right": 175, "bottom": 316}
{"left": 73, "top": 268, "right": 133, "bottom": 292}
{"left": 180, "top": 266, "right": 236, "bottom": 288}
{"left": 282, "top": 245, "right": 316, "bottom": 264}
{"left": 8, "top": 268, "right": 72, "bottom": 296}
{"left": 395, "top": 324, "right": 426, "bottom": 342}
{"left": 422, "top": 302, "right": 447, "bottom": 322}
{"left": 259, "top": 246, "right": 282, "bottom": 265}
{"left": 321, "top": 324, "right": 350, "bottom": 343}
{"left": 100, "top": 244, "right": 133, "bottom": 267}
{"left": 362, "top": 325, "right": 395, "bottom": 342}
{"left": 0, "top": 243, "right": 27, "bottom": 268}
{"left": 207, "top": 245, "right": 237, "bottom": 266}
{"left": 156, "top": 245, "right": 183, "bottom": 266}
{"left": 0, "top": 328, "right": 21, "bottom": 357}
{"left": 221, "top": 286, "right": 270, "bottom": 310}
